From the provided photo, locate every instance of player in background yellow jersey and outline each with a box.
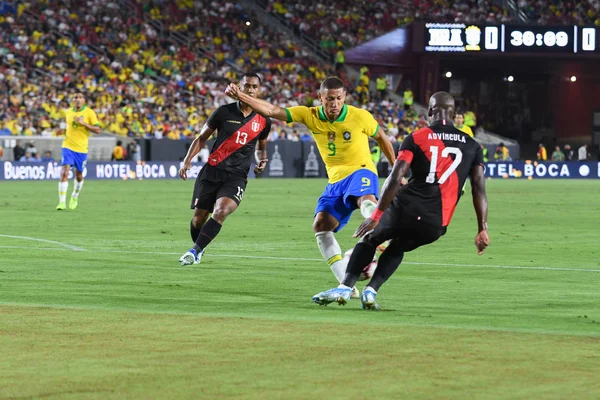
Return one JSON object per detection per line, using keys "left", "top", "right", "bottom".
{"left": 454, "top": 112, "right": 474, "bottom": 138}
{"left": 226, "top": 77, "right": 395, "bottom": 297}
{"left": 57, "top": 92, "right": 101, "bottom": 210}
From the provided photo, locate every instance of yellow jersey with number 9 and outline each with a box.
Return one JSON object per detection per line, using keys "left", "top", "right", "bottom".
{"left": 285, "top": 104, "right": 379, "bottom": 183}
{"left": 63, "top": 106, "right": 100, "bottom": 153}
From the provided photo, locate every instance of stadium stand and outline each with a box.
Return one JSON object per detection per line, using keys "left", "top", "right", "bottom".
{"left": 0, "top": 0, "right": 518, "bottom": 144}
{"left": 517, "top": 0, "right": 600, "bottom": 25}
{"left": 263, "top": 0, "right": 513, "bottom": 53}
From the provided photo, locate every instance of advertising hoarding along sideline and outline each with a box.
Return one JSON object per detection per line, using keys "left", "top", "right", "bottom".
{"left": 483, "top": 161, "right": 600, "bottom": 179}
{"left": 0, "top": 161, "right": 205, "bottom": 181}
{"left": 2, "top": 161, "right": 600, "bottom": 180}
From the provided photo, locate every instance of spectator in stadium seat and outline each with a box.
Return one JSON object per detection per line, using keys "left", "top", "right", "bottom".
{"left": 19, "top": 151, "right": 33, "bottom": 162}
{"left": 0, "top": 122, "right": 11, "bottom": 136}
{"left": 41, "top": 151, "right": 54, "bottom": 163}
{"left": 301, "top": 132, "right": 312, "bottom": 142}
{"left": 578, "top": 144, "right": 589, "bottom": 161}
{"left": 537, "top": 143, "right": 547, "bottom": 161}
{"left": 563, "top": 144, "right": 574, "bottom": 161}
{"left": 551, "top": 145, "right": 565, "bottom": 162}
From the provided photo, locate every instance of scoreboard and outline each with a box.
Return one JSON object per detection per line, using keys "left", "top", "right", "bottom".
{"left": 422, "top": 23, "right": 600, "bottom": 55}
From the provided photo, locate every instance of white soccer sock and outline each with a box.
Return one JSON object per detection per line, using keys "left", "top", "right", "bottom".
{"left": 315, "top": 231, "right": 347, "bottom": 283}
{"left": 72, "top": 179, "right": 84, "bottom": 198}
{"left": 360, "top": 200, "right": 377, "bottom": 219}
{"left": 58, "top": 181, "right": 68, "bottom": 203}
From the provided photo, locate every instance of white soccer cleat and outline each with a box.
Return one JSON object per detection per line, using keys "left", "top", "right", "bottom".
{"left": 179, "top": 249, "right": 202, "bottom": 266}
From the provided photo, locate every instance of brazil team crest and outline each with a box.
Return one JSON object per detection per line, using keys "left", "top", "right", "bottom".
{"left": 343, "top": 131, "right": 351, "bottom": 141}
{"left": 328, "top": 131, "right": 336, "bottom": 142}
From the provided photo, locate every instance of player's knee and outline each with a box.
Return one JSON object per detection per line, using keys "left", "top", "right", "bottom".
{"left": 312, "top": 217, "right": 330, "bottom": 233}
{"left": 191, "top": 215, "right": 203, "bottom": 228}
{"left": 60, "top": 167, "right": 70, "bottom": 180}
{"left": 211, "top": 207, "right": 230, "bottom": 223}
{"left": 360, "top": 232, "right": 378, "bottom": 247}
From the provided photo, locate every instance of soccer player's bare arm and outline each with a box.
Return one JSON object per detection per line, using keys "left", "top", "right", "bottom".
{"left": 372, "top": 127, "right": 396, "bottom": 167}
{"left": 179, "top": 124, "right": 215, "bottom": 181}
{"left": 225, "top": 83, "right": 288, "bottom": 121}
{"left": 471, "top": 164, "right": 490, "bottom": 255}
{"left": 354, "top": 160, "right": 411, "bottom": 238}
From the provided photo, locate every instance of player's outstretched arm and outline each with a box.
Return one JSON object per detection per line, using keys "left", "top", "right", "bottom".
{"left": 354, "top": 160, "right": 411, "bottom": 238}
{"left": 471, "top": 164, "right": 490, "bottom": 255}
{"left": 373, "top": 127, "right": 396, "bottom": 167}
{"left": 225, "top": 84, "right": 288, "bottom": 121}
{"left": 179, "top": 124, "right": 215, "bottom": 181}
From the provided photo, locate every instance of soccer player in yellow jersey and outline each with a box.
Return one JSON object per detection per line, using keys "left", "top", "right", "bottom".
{"left": 226, "top": 77, "right": 395, "bottom": 296}
{"left": 57, "top": 92, "right": 101, "bottom": 210}
{"left": 454, "top": 112, "right": 474, "bottom": 138}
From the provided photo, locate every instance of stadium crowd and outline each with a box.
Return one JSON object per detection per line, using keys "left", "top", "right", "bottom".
{"left": 3, "top": 0, "right": 597, "bottom": 147}
{"left": 0, "top": 0, "right": 429, "bottom": 144}
{"left": 517, "top": 0, "right": 600, "bottom": 25}
{"left": 264, "top": 0, "right": 514, "bottom": 53}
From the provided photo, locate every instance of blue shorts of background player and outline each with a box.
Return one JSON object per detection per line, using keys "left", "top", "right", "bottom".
{"left": 315, "top": 169, "right": 379, "bottom": 233}
{"left": 61, "top": 148, "right": 88, "bottom": 172}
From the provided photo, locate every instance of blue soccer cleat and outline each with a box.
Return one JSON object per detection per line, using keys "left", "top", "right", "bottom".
{"left": 312, "top": 287, "right": 352, "bottom": 306}
{"left": 179, "top": 248, "right": 202, "bottom": 266}
{"left": 361, "top": 288, "right": 380, "bottom": 310}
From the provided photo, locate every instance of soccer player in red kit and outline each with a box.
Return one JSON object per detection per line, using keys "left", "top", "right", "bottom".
{"left": 312, "top": 91, "right": 490, "bottom": 309}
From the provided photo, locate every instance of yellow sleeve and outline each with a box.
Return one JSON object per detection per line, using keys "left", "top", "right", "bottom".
{"left": 361, "top": 110, "right": 380, "bottom": 137}
{"left": 284, "top": 106, "right": 311, "bottom": 125}
{"left": 87, "top": 109, "right": 100, "bottom": 126}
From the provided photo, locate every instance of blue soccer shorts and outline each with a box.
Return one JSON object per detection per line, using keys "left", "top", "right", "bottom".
{"left": 61, "top": 148, "right": 88, "bottom": 172}
{"left": 315, "top": 169, "right": 379, "bottom": 232}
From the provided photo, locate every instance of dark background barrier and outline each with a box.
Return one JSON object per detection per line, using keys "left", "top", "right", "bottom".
{"left": 263, "top": 141, "right": 304, "bottom": 178}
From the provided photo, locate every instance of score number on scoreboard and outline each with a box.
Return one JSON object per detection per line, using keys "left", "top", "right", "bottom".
{"left": 425, "top": 23, "right": 599, "bottom": 54}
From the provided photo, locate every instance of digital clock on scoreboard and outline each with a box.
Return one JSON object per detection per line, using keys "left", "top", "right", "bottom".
{"left": 424, "top": 23, "right": 600, "bottom": 55}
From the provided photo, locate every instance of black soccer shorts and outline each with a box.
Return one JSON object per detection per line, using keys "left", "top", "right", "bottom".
{"left": 190, "top": 166, "right": 247, "bottom": 211}
{"left": 369, "top": 203, "right": 447, "bottom": 253}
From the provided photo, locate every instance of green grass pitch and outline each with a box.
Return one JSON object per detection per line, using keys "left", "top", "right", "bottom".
{"left": 1, "top": 178, "right": 599, "bottom": 399}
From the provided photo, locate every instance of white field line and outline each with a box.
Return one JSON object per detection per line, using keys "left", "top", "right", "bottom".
{"left": 0, "top": 234, "right": 86, "bottom": 251}
{"left": 0, "top": 243, "right": 599, "bottom": 273}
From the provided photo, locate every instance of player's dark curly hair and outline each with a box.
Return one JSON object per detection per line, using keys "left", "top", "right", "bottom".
{"left": 320, "top": 76, "right": 344, "bottom": 91}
